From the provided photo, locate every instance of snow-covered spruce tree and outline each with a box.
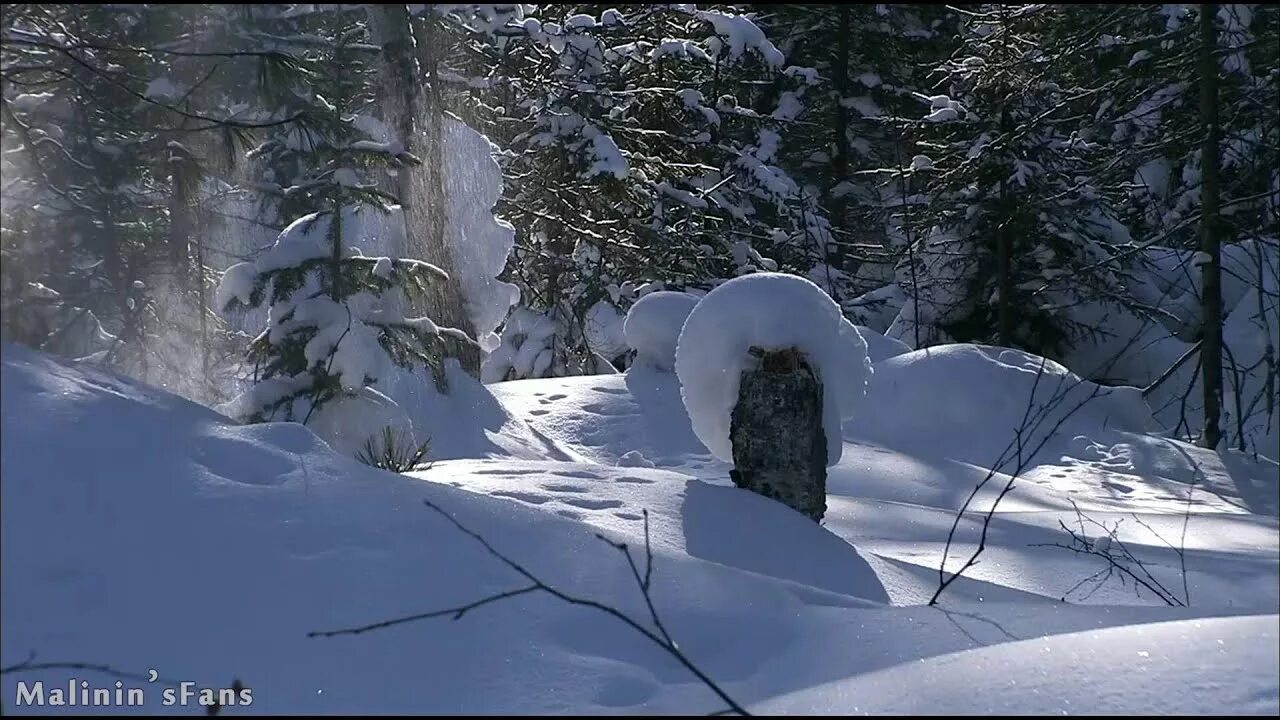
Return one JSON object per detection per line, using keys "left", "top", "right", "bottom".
{"left": 760, "top": 4, "right": 960, "bottom": 302}
{"left": 1, "top": 4, "right": 303, "bottom": 403}
{"left": 891, "top": 4, "right": 1135, "bottom": 370}
{"left": 444, "top": 4, "right": 847, "bottom": 380}
{"left": 216, "top": 24, "right": 471, "bottom": 435}
{"left": 1078, "top": 4, "right": 1278, "bottom": 449}
{"left": 1, "top": 5, "right": 167, "bottom": 374}
{"left": 216, "top": 206, "right": 468, "bottom": 425}
{"left": 1092, "top": 5, "right": 1277, "bottom": 265}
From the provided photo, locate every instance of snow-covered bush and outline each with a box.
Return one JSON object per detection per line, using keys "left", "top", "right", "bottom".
{"left": 624, "top": 291, "right": 700, "bottom": 371}
{"left": 674, "top": 273, "right": 871, "bottom": 466}
{"left": 480, "top": 305, "right": 620, "bottom": 382}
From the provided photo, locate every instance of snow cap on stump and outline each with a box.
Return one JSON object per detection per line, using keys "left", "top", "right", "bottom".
{"left": 674, "top": 272, "right": 871, "bottom": 466}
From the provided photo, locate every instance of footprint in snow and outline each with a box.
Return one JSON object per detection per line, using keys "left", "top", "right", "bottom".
{"left": 553, "top": 470, "right": 601, "bottom": 479}
{"left": 529, "top": 409, "right": 550, "bottom": 416}
{"left": 562, "top": 498, "right": 623, "bottom": 510}
{"left": 615, "top": 476, "right": 655, "bottom": 484}
{"left": 196, "top": 436, "right": 292, "bottom": 487}
{"left": 613, "top": 512, "right": 643, "bottom": 521}
{"left": 489, "top": 490, "right": 552, "bottom": 505}
{"left": 592, "top": 386, "right": 629, "bottom": 396}
{"left": 541, "top": 483, "right": 589, "bottom": 493}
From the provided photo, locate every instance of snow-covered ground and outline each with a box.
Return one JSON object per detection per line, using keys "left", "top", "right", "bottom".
{"left": 2, "top": 341, "right": 1277, "bottom": 714}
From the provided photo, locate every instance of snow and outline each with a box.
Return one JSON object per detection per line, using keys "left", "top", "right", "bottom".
{"left": 252, "top": 205, "right": 412, "bottom": 275}
{"left": 1222, "top": 266, "right": 1279, "bottom": 459}
{"left": 924, "top": 106, "right": 959, "bottom": 123}
{"left": 655, "top": 180, "right": 709, "bottom": 209}
{"left": 760, "top": 615, "right": 1279, "bottom": 715}
{"left": 442, "top": 117, "right": 521, "bottom": 353}
{"left": 143, "top": 77, "right": 184, "bottom": 101}
{"left": 212, "top": 261, "right": 258, "bottom": 312}
{"left": 856, "top": 324, "right": 912, "bottom": 363}
{"left": 624, "top": 291, "right": 700, "bottom": 372}
{"left": 840, "top": 95, "right": 882, "bottom": 118}
{"left": 653, "top": 39, "right": 711, "bottom": 63}
{"left": 675, "top": 88, "right": 720, "bottom": 126}
{"left": 306, "top": 385, "right": 415, "bottom": 457}
{"left": 222, "top": 118, "right": 518, "bottom": 357}
{"left": 674, "top": 273, "right": 871, "bottom": 466}
{"left": 847, "top": 344, "right": 1156, "bottom": 468}
{"left": 886, "top": 227, "right": 977, "bottom": 348}
{"left": 582, "top": 125, "right": 628, "bottom": 180}
{"left": 3, "top": 342, "right": 1278, "bottom": 714}
{"left": 583, "top": 300, "right": 627, "bottom": 360}
{"left": 695, "top": 8, "right": 785, "bottom": 68}
{"left": 1128, "top": 49, "right": 1153, "bottom": 67}
{"left": 771, "top": 91, "right": 803, "bottom": 121}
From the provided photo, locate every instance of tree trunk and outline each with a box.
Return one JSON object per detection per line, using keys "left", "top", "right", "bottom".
{"left": 995, "top": 8, "right": 1015, "bottom": 348}
{"left": 369, "top": 4, "right": 480, "bottom": 375}
{"left": 827, "top": 5, "right": 852, "bottom": 274}
{"left": 728, "top": 347, "right": 827, "bottom": 522}
{"left": 167, "top": 152, "right": 192, "bottom": 287}
{"left": 411, "top": 10, "right": 480, "bottom": 374}
{"left": 1199, "top": 3, "right": 1224, "bottom": 449}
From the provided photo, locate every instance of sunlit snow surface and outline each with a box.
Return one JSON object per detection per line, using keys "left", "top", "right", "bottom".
{"left": 2, "top": 341, "right": 1277, "bottom": 714}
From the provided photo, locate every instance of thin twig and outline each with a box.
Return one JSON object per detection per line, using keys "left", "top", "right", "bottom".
{"left": 310, "top": 499, "right": 750, "bottom": 716}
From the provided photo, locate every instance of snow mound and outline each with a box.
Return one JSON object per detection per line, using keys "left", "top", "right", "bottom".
{"left": 491, "top": 369, "right": 713, "bottom": 470}
{"left": 858, "top": 324, "right": 911, "bottom": 363}
{"left": 584, "top": 299, "right": 628, "bottom": 360}
{"left": 760, "top": 614, "right": 1280, "bottom": 715}
{"left": 847, "top": 344, "right": 1156, "bottom": 467}
{"left": 674, "top": 273, "right": 871, "bottom": 466}
{"left": 624, "top": 291, "right": 700, "bottom": 371}
{"left": 375, "top": 360, "right": 579, "bottom": 462}
{"left": 1, "top": 344, "right": 893, "bottom": 714}
{"left": 305, "top": 385, "right": 415, "bottom": 458}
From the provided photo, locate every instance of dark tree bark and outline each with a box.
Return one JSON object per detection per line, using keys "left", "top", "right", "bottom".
{"left": 369, "top": 4, "right": 481, "bottom": 375}
{"left": 1199, "top": 3, "right": 1223, "bottom": 449}
{"left": 827, "top": 5, "right": 852, "bottom": 274}
{"left": 995, "top": 96, "right": 1014, "bottom": 349}
{"left": 994, "top": 8, "right": 1015, "bottom": 348}
{"left": 167, "top": 147, "right": 192, "bottom": 286}
{"left": 411, "top": 10, "right": 480, "bottom": 374}
{"left": 729, "top": 347, "right": 828, "bottom": 522}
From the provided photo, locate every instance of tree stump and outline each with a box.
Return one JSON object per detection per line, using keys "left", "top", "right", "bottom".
{"left": 728, "top": 346, "right": 827, "bottom": 522}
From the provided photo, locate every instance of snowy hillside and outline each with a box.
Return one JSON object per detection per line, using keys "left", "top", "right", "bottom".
{"left": 3, "top": 342, "right": 1277, "bottom": 714}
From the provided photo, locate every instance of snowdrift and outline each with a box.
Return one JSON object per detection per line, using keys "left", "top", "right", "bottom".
{"left": 3, "top": 343, "right": 1276, "bottom": 714}
{"left": 847, "top": 344, "right": 1156, "bottom": 467}
{"left": 760, "top": 614, "right": 1279, "bottom": 715}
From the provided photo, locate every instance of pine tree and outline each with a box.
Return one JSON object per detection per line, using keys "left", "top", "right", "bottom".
{"left": 217, "top": 15, "right": 470, "bottom": 424}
